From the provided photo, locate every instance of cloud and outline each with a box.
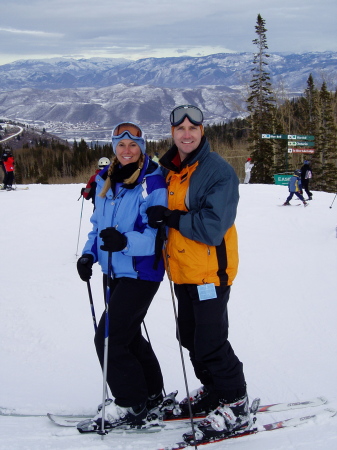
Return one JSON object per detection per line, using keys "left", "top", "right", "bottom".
{"left": 0, "top": 0, "right": 336, "bottom": 65}
{"left": 0, "top": 27, "right": 63, "bottom": 38}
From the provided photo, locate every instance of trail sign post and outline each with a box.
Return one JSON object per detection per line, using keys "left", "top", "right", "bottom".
{"left": 261, "top": 133, "right": 315, "bottom": 180}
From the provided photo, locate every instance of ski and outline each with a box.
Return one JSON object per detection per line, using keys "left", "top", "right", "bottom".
{"left": 0, "top": 395, "right": 328, "bottom": 423}
{"left": 256, "top": 395, "right": 327, "bottom": 413}
{"left": 43, "top": 395, "right": 327, "bottom": 428}
{"left": 161, "top": 395, "right": 327, "bottom": 421}
{"left": 0, "top": 187, "right": 29, "bottom": 192}
{"left": 278, "top": 203, "right": 302, "bottom": 206}
{"left": 157, "top": 408, "right": 336, "bottom": 450}
{"left": 0, "top": 409, "right": 93, "bottom": 419}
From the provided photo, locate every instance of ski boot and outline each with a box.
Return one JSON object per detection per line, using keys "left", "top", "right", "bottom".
{"left": 77, "top": 400, "right": 151, "bottom": 433}
{"left": 183, "top": 393, "right": 252, "bottom": 444}
{"left": 178, "top": 385, "right": 220, "bottom": 417}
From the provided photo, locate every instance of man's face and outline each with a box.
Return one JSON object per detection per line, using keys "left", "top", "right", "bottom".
{"left": 172, "top": 117, "right": 202, "bottom": 161}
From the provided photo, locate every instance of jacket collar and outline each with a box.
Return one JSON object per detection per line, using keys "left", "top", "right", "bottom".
{"left": 160, "top": 136, "right": 209, "bottom": 173}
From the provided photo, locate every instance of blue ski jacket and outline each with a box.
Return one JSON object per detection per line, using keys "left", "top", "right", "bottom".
{"left": 288, "top": 175, "right": 302, "bottom": 193}
{"left": 82, "top": 155, "right": 167, "bottom": 282}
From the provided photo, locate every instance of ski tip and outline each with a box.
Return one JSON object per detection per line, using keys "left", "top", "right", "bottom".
{"left": 47, "top": 413, "right": 56, "bottom": 423}
{"left": 318, "top": 396, "right": 328, "bottom": 405}
{"left": 323, "top": 408, "right": 337, "bottom": 417}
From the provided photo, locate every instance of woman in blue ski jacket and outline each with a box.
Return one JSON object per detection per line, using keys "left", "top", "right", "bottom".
{"left": 76, "top": 122, "right": 167, "bottom": 432}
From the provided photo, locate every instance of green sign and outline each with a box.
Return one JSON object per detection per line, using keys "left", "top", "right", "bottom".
{"left": 261, "top": 134, "right": 287, "bottom": 139}
{"left": 261, "top": 134, "right": 315, "bottom": 141}
{"left": 288, "top": 141, "right": 315, "bottom": 147}
{"left": 291, "top": 134, "right": 315, "bottom": 141}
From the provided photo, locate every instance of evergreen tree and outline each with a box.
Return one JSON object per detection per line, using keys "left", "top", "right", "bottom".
{"left": 316, "top": 82, "right": 337, "bottom": 191}
{"left": 247, "top": 14, "right": 276, "bottom": 183}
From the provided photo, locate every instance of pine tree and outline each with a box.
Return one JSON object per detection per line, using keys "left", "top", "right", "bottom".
{"left": 247, "top": 14, "right": 276, "bottom": 183}
{"left": 316, "top": 82, "right": 337, "bottom": 191}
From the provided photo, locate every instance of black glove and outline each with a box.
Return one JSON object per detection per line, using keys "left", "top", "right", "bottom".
{"left": 100, "top": 227, "right": 127, "bottom": 252}
{"left": 77, "top": 254, "right": 94, "bottom": 282}
{"left": 146, "top": 206, "right": 185, "bottom": 230}
{"left": 81, "top": 187, "right": 85, "bottom": 196}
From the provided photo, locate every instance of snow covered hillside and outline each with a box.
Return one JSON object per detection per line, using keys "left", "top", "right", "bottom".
{"left": 0, "top": 183, "right": 337, "bottom": 449}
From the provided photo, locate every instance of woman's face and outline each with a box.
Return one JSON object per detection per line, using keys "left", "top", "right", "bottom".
{"left": 115, "top": 139, "right": 141, "bottom": 166}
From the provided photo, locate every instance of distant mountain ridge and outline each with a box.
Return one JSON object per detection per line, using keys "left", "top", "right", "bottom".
{"left": 1, "top": 52, "right": 337, "bottom": 91}
{"left": 0, "top": 52, "right": 336, "bottom": 139}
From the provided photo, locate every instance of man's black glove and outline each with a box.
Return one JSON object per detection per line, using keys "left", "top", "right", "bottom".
{"left": 146, "top": 206, "right": 185, "bottom": 230}
{"left": 80, "top": 187, "right": 85, "bottom": 196}
{"left": 77, "top": 254, "right": 94, "bottom": 281}
{"left": 100, "top": 227, "right": 127, "bottom": 252}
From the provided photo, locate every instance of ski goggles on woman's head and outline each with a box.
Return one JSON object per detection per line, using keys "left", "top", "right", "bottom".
{"left": 112, "top": 122, "right": 144, "bottom": 139}
{"left": 111, "top": 122, "right": 146, "bottom": 154}
{"left": 170, "top": 105, "right": 204, "bottom": 127}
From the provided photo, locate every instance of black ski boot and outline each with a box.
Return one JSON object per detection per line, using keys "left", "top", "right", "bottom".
{"left": 183, "top": 393, "right": 252, "bottom": 444}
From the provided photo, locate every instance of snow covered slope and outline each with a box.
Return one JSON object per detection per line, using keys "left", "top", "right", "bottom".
{"left": 0, "top": 183, "right": 336, "bottom": 449}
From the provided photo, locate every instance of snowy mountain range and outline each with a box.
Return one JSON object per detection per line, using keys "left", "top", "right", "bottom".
{"left": 0, "top": 52, "right": 336, "bottom": 139}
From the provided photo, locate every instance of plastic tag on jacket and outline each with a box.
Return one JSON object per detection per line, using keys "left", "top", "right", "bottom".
{"left": 197, "top": 283, "right": 217, "bottom": 301}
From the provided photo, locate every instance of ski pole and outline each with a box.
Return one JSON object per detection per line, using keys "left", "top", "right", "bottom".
{"left": 98, "top": 250, "right": 113, "bottom": 439}
{"left": 163, "top": 237, "right": 198, "bottom": 450}
{"left": 329, "top": 193, "right": 337, "bottom": 209}
{"left": 75, "top": 196, "right": 84, "bottom": 256}
{"left": 86, "top": 280, "right": 97, "bottom": 332}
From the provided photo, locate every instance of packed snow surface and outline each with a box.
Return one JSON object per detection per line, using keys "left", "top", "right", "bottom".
{"left": 1, "top": 183, "right": 337, "bottom": 449}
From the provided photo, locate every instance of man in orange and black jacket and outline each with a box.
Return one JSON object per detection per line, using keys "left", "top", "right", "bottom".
{"left": 147, "top": 105, "right": 249, "bottom": 442}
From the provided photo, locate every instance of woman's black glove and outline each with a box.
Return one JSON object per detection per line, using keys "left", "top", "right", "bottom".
{"left": 77, "top": 254, "right": 94, "bottom": 281}
{"left": 100, "top": 227, "right": 127, "bottom": 252}
{"left": 146, "top": 206, "right": 185, "bottom": 230}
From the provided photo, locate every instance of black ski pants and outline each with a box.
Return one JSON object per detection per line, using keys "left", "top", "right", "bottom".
{"left": 94, "top": 276, "right": 163, "bottom": 408}
{"left": 3, "top": 171, "right": 14, "bottom": 187}
{"left": 174, "top": 283, "right": 245, "bottom": 400}
{"left": 302, "top": 179, "right": 312, "bottom": 198}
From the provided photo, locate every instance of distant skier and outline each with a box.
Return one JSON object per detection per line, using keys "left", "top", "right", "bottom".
{"left": 1, "top": 149, "right": 15, "bottom": 190}
{"left": 283, "top": 170, "right": 308, "bottom": 206}
{"left": 244, "top": 158, "right": 254, "bottom": 184}
{"left": 0, "top": 153, "right": 5, "bottom": 185}
{"left": 80, "top": 157, "right": 110, "bottom": 207}
{"left": 300, "top": 160, "right": 313, "bottom": 200}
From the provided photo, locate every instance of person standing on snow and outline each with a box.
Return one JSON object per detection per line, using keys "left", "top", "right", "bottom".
{"left": 80, "top": 157, "right": 110, "bottom": 207}
{"left": 283, "top": 170, "right": 308, "bottom": 206}
{"left": 146, "top": 105, "right": 249, "bottom": 444}
{"left": 76, "top": 122, "right": 167, "bottom": 432}
{"left": 244, "top": 157, "right": 254, "bottom": 184}
{"left": 1, "top": 149, "right": 15, "bottom": 190}
{"left": 300, "top": 160, "right": 313, "bottom": 200}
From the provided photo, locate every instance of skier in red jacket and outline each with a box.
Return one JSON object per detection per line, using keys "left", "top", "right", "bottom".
{"left": 1, "top": 149, "right": 15, "bottom": 190}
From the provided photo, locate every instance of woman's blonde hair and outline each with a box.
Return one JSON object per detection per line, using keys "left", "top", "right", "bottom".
{"left": 99, "top": 154, "right": 145, "bottom": 198}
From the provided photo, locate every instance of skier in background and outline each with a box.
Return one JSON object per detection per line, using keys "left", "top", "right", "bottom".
{"left": 80, "top": 157, "right": 110, "bottom": 207}
{"left": 1, "top": 148, "right": 15, "bottom": 190}
{"left": 300, "top": 159, "right": 313, "bottom": 200}
{"left": 0, "top": 151, "right": 5, "bottom": 186}
{"left": 283, "top": 170, "right": 308, "bottom": 206}
{"left": 244, "top": 157, "right": 254, "bottom": 184}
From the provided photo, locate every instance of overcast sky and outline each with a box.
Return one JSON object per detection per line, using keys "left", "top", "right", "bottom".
{"left": 1, "top": 0, "right": 336, "bottom": 65}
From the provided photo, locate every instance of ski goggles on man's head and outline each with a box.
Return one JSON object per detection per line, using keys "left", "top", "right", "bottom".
{"left": 170, "top": 105, "right": 204, "bottom": 127}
